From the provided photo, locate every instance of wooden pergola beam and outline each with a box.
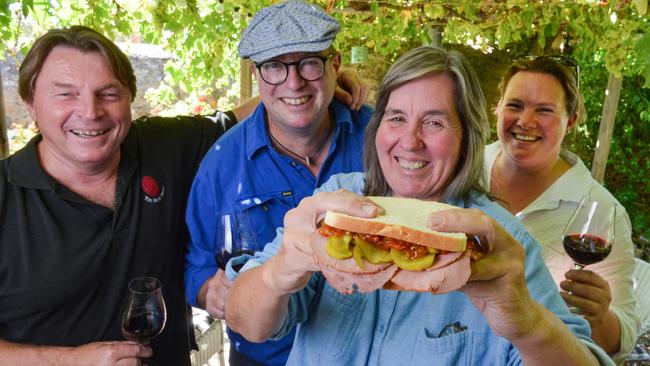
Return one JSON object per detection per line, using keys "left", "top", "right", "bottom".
{"left": 591, "top": 73, "right": 623, "bottom": 183}
{"left": 240, "top": 58, "right": 252, "bottom": 102}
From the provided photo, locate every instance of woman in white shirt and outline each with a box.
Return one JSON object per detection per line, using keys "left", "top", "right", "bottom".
{"left": 486, "top": 55, "right": 638, "bottom": 363}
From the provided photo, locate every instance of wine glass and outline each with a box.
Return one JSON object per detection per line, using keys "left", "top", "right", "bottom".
{"left": 561, "top": 194, "right": 616, "bottom": 312}
{"left": 121, "top": 276, "right": 167, "bottom": 365}
{"left": 215, "top": 211, "right": 259, "bottom": 272}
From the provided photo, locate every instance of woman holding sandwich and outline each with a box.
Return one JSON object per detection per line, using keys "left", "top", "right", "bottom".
{"left": 224, "top": 46, "right": 613, "bottom": 365}
{"left": 487, "top": 56, "right": 638, "bottom": 361}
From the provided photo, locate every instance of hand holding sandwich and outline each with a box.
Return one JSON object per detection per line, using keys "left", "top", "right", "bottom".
{"left": 428, "top": 208, "right": 598, "bottom": 365}
{"left": 225, "top": 190, "right": 383, "bottom": 341}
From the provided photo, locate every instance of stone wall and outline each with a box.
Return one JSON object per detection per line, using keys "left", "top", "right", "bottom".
{"left": 1, "top": 44, "right": 171, "bottom": 128}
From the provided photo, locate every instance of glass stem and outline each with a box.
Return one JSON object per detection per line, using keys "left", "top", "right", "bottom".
{"left": 573, "top": 263, "right": 585, "bottom": 270}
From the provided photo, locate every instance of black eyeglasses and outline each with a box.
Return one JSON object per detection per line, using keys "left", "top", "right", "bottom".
{"left": 518, "top": 54, "right": 580, "bottom": 89}
{"left": 255, "top": 54, "right": 334, "bottom": 85}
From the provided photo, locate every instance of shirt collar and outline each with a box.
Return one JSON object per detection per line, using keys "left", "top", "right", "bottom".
{"left": 244, "top": 99, "right": 356, "bottom": 160}
{"left": 7, "top": 130, "right": 139, "bottom": 193}
{"left": 519, "top": 149, "right": 591, "bottom": 215}
{"left": 7, "top": 134, "right": 54, "bottom": 190}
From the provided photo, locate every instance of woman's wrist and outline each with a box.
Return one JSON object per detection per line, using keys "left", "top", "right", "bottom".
{"left": 509, "top": 303, "right": 598, "bottom": 365}
{"left": 591, "top": 309, "right": 622, "bottom": 354}
{"left": 506, "top": 302, "right": 549, "bottom": 345}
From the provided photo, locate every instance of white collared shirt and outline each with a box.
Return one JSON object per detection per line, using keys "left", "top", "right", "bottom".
{"left": 485, "top": 141, "right": 639, "bottom": 363}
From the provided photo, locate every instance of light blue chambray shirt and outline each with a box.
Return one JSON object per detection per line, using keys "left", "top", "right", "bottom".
{"left": 228, "top": 172, "right": 614, "bottom": 366}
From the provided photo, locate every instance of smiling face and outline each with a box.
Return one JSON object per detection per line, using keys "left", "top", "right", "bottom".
{"left": 375, "top": 73, "right": 464, "bottom": 201}
{"left": 26, "top": 46, "right": 132, "bottom": 173}
{"left": 496, "top": 71, "right": 576, "bottom": 171}
{"left": 255, "top": 51, "right": 340, "bottom": 133}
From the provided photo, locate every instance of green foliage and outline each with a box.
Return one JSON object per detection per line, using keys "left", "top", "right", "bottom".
{"left": 0, "top": 0, "right": 649, "bottom": 254}
{"left": 637, "top": 32, "right": 650, "bottom": 88}
{"left": 7, "top": 121, "right": 37, "bottom": 154}
{"left": 567, "top": 53, "right": 650, "bottom": 258}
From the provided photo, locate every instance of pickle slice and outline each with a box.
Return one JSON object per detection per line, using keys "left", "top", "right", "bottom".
{"left": 390, "top": 248, "right": 435, "bottom": 271}
{"left": 353, "top": 243, "right": 365, "bottom": 270}
{"left": 356, "top": 237, "right": 392, "bottom": 264}
{"left": 325, "top": 235, "right": 352, "bottom": 259}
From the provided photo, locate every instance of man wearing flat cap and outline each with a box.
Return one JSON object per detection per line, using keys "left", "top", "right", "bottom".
{"left": 184, "top": 1, "right": 372, "bottom": 365}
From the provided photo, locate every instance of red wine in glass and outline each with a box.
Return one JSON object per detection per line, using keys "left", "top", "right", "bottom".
{"left": 562, "top": 195, "right": 616, "bottom": 270}
{"left": 216, "top": 212, "right": 259, "bottom": 272}
{"left": 121, "top": 277, "right": 167, "bottom": 365}
{"left": 216, "top": 249, "right": 257, "bottom": 271}
{"left": 122, "top": 307, "right": 166, "bottom": 343}
{"left": 561, "top": 194, "right": 615, "bottom": 313}
{"left": 562, "top": 233, "right": 612, "bottom": 267}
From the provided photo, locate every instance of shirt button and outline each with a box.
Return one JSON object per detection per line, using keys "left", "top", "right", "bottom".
{"left": 291, "top": 162, "right": 297, "bottom": 167}
{"left": 378, "top": 324, "right": 384, "bottom": 333}
{"left": 262, "top": 205, "right": 268, "bottom": 212}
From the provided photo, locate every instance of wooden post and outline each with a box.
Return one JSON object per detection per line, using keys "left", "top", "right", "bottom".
{"left": 591, "top": 73, "right": 623, "bottom": 183}
{"left": 239, "top": 58, "right": 252, "bottom": 102}
{"left": 428, "top": 27, "right": 442, "bottom": 47}
{"left": 0, "top": 69, "right": 9, "bottom": 158}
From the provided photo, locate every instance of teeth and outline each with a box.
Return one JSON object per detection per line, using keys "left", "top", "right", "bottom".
{"left": 514, "top": 133, "right": 538, "bottom": 141}
{"left": 282, "top": 96, "right": 310, "bottom": 105}
{"left": 398, "top": 159, "right": 427, "bottom": 170}
{"left": 71, "top": 129, "right": 109, "bottom": 137}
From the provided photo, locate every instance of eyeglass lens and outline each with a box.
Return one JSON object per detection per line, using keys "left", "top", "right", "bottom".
{"left": 258, "top": 56, "right": 328, "bottom": 85}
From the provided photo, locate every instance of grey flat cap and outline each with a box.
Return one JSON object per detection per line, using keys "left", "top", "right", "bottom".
{"left": 238, "top": 0, "right": 340, "bottom": 63}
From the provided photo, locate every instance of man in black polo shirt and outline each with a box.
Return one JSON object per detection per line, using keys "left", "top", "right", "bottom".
{"left": 0, "top": 25, "right": 237, "bottom": 365}
{"left": 0, "top": 26, "right": 366, "bottom": 365}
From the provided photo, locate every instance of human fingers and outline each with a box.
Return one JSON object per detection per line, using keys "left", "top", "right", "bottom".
{"left": 113, "top": 343, "right": 152, "bottom": 366}
{"left": 559, "top": 291, "right": 604, "bottom": 325}
{"left": 428, "top": 209, "right": 526, "bottom": 284}
{"left": 562, "top": 270, "right": 611, "bottom": 317}
{"left": 559, "top": 280, "right": 610, "bottom": 321}
{"left": 205, "top": 271, "right": 230, "bottom": 319}
{"left": 334, "top": 85, "right": 354, "bottom": 109}
{"left": 118, "top": 341, "right": 152, "bottom": 359}
{"left": 314, "top": 189, "right": 384, "bottom": 219}
{"left": 427, "top": 208, "right": 497, "bottom": 254}
{"left": 564, "top": 269, "right": 610, "bottom": 291}
{"left": 345, "top": 75, "right": 364, "bottom": 111}
{"left": 336, "top": 67, "right": 365, "bottom": 110}
{"left": 104, "top": 342, "right": 152, "bottom": 364}
{"left": 285, "top": 189, "right": 384, "bottom": 232}
{"left": 356, "top": 82, "right": 369, "bottom": 110}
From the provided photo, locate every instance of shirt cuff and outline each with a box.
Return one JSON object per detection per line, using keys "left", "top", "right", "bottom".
{"left": 608, "top": 306, "right": 640, "bottom": 363}
{"left": 225, "top": 253, "right": 259, "bottom": 281}
{"left": 581, "top": 338, "right": 617, "bottom": 366}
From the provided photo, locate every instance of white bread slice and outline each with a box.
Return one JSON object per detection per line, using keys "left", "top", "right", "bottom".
{"left": 323, "top": 196, "right": 466, "bottom": 252}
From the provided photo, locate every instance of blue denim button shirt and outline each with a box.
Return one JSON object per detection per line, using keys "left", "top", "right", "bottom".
{"left": 230, "top": 172, "right": 614, "bottom": 366}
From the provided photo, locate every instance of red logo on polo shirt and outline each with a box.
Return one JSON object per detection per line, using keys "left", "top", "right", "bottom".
{"left": 142, "top": 175, "right": 165, "bottom": 203}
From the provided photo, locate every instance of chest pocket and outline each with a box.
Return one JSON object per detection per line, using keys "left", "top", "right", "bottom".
{"left": 413, "top": 326, "right": 475, "bottom": 365}
{"left": 234, "top": 191, "right": 295, "bottom": 251}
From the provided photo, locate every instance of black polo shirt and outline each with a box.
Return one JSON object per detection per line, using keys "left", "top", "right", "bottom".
{"left": 0, "top": 113, "right": 234, "bottom": 365}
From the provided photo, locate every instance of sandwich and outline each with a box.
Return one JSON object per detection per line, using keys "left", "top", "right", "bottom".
{"left": 314, "top": 196, "right": 480, "bottom": 295}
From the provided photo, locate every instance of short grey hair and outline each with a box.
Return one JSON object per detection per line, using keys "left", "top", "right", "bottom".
{"left": 363, "top": 45, "right": 489, "bottom": 202}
